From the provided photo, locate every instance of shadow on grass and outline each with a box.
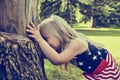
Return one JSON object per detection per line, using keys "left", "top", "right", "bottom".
{"left": 76, "top": 29, "right": 120, "bottom": 36}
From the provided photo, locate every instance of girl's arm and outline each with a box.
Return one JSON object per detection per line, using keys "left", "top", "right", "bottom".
{"left": 26, "top": 22, "right": 88, "bottom": 65}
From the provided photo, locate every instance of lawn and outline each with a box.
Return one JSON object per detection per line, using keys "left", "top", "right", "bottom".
{"left": 44, "top": 28, "right": 120, "bottom": 80}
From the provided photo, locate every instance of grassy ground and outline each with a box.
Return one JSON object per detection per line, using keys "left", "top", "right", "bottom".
{"left": 44, "top": 28, "right": 120, "bottom": 80}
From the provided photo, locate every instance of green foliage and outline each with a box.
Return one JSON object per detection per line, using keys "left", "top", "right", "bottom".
{"left": 40, "top": 0, "right": 62, "bottom": 20}
{"left": 78, "top": 0, "right": 120, "bottom": 27}
{"left": 38, "top": 0, "right": 120, "bottom": 28}
{"left": 40, "top": 0, "right": 77, "bottom": 25}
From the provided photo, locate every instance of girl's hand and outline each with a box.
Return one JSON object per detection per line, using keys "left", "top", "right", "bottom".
{"left": 26, "top": 22, "right": 41, "bottom": 42}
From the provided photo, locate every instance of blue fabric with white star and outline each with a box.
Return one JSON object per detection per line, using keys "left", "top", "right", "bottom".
{"left": 70, "top": 42, "right": 108, "bottom": 73}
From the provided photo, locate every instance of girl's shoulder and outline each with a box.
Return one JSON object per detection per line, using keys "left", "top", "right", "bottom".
{"left": 73, "top": 38, "right": 88, "bottom": 48}
{"left": 67, "top": 38, "right": 88, "bottom": 55}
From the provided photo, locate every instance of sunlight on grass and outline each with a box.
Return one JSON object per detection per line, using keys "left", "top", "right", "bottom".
{"left": 44, "top": 60, "right": 84, "bottom": 80}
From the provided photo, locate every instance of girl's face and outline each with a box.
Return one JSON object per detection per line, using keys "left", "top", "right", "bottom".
{"left": 41, "top": 28, "right": 61, "bottom": 51}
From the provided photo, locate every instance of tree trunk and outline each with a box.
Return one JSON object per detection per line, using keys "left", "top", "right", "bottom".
{"left": 0, "top": 0, "right": 38, "bottom": 36}
{"left": 91, "top": 16, "right": 97, "bottom": 28}
{"left": 0, "top": 0, "right": 47, "bottom": 80}
{"left": 0, "top": 32, "right": 47, "bottom": 80}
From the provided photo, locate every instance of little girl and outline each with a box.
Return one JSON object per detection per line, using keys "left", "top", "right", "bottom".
{"left": 26, "top": 15, "right": 120, "bottom": 80}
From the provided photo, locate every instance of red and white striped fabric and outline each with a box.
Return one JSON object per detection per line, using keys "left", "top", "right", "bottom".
{"left": 83, "top": 53, "right": 120, "bottom": 80}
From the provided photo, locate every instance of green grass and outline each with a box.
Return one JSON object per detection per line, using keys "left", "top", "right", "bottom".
{"left": 44, "top": 28, "right": 120, "bottom": 80}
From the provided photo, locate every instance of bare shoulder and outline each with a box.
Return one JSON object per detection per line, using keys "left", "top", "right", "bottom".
{"left": 58, "top": 39, "right": 88, "bottom": 63}
{"left": 67, "top": 38, "right": 88, "bottom": 55}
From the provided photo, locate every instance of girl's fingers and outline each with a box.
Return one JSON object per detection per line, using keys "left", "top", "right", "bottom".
{"left": 27, "top": 34, "right": 34, "bottom": 38}
{"left": 26, "top": 22, "right": 40, "bottom": 41}
{"left": 26, "top": 22, "right": 36, "bottom": 30}
{"left": 26, "top": 25, "right": 35, "bottom": 31}
{"left": 26, "top": 29, "right": 35, "bottom": 34}
{"left": 29, "top": 22, "right": 36, "bottom": 29}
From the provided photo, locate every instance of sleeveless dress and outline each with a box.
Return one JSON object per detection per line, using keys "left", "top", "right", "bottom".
{"left": 70, "top": 42, "right": 120, "bottom": 80}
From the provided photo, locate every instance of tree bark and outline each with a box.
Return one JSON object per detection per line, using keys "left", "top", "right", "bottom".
{"left": 0, "top": 0, "right": 38, "bottom": 36}
{"left": 0, "top": 32, "right": 47, "bottom": 80}
{"left": 91, "top": 16, "right": 97, "bottom": 28}
{"left": 0, "top": 0, "right": 47, "bottom": 79}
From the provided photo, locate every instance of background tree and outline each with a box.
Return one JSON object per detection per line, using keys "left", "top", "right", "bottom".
{"left": 105, "top": 0, "right": 120, "bottom": 27}
{"left": 0, "top": 0, "right": 47, "bottom": 80}
{"left": 78, "top": 0, "right": 120, "bottom": 27}
{"left": 0, "top": 0, "right": 38, "bottom": 35}
{"left": 40, "top": 0, "right": 77, "bottom": 26}
{"left": 39, "top": 0, "right": 120, "bottom": 28}
{"left": 40, "top": 0, "right": 62, "bottom": 20}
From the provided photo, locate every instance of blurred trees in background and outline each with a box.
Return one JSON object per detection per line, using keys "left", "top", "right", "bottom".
{"left": 38, "top": 0, "right": 120, "bottom": 28}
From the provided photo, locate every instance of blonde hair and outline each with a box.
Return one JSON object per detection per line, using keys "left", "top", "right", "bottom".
{"left": 38, "top": 14, "right": 104, "bottom": 71}
{"left": 39, "top": 15, "right": 79, "bottom": 50}
{"left": 39, "top": 15, "right": 104, "bottom": 50}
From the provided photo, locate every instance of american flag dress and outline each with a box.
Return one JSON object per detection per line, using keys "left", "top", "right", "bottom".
{"left": 70, "top": 42, "right": 120, "bottom": 80}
